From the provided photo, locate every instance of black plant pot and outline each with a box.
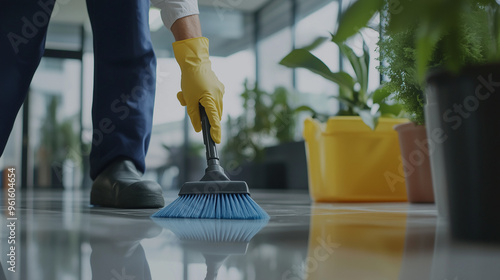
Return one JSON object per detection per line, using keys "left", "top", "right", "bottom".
{"left": 225, "top": 141, "right": 308, "bottom": 189}
{"left": 426, "top": 63, "right": 500, "bottom": 242}
{"left": 263, "top": 141, "right": 308, "bottom": 190}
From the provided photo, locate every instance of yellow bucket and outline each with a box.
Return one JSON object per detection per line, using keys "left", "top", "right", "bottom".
{"left": 303, "top": 116, "right": 408, "bottom": 202}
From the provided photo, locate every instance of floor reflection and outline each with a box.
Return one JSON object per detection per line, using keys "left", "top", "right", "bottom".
{"left": 399, "top": 206, "right": 436, "bottom": 280}
{"left": 89, "top": 216, "right": 161, "bottom": 280}
{"left": 3, "top": 190, "right": 500, "bottom": 279}
{"left": 305, "top": 206, "right": 407, "bottom": 280}
{"left": 430, "top": 218, "right": 500, "bottom": 280}
{"left": 152, "top": 219, "right": 268, "bottom": 280}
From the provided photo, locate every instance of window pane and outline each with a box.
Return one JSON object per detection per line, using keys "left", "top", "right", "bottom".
{"left": 295, "top": 2, "right": 340, "bottom": 116}
{"left": 211, "top": 49, "right": 256, "bottom": 118}
{"left": 30, "top": 58, "right": 83, "bottom": 189}
{"left": 258, "top": 27, "right": 293, "bottom": 92}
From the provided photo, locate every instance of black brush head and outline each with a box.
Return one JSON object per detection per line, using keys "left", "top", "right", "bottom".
{"left": 179, "top": 180, "right": 250, "bottom": 195}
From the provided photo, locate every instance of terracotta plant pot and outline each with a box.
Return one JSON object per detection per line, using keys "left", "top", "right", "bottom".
{"left": 394, "top": 122, "right": 435, "bottom": 203}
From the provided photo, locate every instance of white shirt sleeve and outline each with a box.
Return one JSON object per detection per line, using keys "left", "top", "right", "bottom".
{"left": 151, "top": 0, "right": 199, "bottom": 30}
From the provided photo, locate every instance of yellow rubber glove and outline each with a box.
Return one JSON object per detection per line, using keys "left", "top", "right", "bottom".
{"left": 173, "top": 37, "right": 224, "bottom": 144}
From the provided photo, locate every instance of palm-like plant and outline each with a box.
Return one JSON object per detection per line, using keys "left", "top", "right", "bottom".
{"left": 280, "top": 36, "right": 402, "bottom": 130}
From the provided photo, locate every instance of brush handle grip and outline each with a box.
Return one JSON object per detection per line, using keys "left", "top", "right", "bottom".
{"left": 199, "top": 104, "right": 219, "bottom": 162}
{"left": 198, "top": 104, "right": 231, "bottom": 182}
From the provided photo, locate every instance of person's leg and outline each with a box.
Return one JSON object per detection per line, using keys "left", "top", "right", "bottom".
{"left": 0, "top": 0, "right": 55, "bottom": 156}
{"left": 85, "top": 0, "right": 157, "bottom": 179}
{"left": 86, "top": 0, "right": 164, "bottom": 208}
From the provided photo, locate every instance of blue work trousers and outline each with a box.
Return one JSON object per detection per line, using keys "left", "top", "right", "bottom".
{"left": 0, "top": 0, "right": 157, "bottom": 179}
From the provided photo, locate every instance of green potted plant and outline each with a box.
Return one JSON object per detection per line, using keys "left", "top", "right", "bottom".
{"left": 222, "top": 81, "right": 307, "bottom": 189}
{"left": 280, "top": 36, "right": 408, "bottom": 202}
{"left": 336, "top": 0, "right": 500, "bottom": 242}
{"left": 378, "top": 26, "right": 436, "bottom": 204}
{"left": 222, "top": 81, "right": 294, "bottom": 165}
{"left": 378, "top": 17, "right": 486, "bottom": 205}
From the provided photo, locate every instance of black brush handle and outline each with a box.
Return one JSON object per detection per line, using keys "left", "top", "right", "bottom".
{"left": 199, "top": 104, "right": 219, "bottom": 163}
{"left": 199, "top": 104, "right": 230, "bottom": 181}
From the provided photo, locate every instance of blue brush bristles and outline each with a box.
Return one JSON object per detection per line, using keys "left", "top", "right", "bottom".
{"left": 152, "top": 193, "right": 269, "bottom": 219}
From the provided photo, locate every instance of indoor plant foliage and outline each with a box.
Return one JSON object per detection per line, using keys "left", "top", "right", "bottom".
{"left": 280, "top": 36, "right": 402, "bottom": 130}
{"left": 337, "top": 0, "right": 500, "bottom": 240}
{"left": 336, "top": 0, "right": 497, "bottom": 77}
{"left": 222, "top": 81, "right": 297, "bottom": 166}
{"left": 222, "top": 82, "right": 307, "bottom": 190}
{"left": 378, "top": 9, "right": 488, "bottom": 125}
{"left": 370, "top": 0, "right": 490, "bottom": 204}
{"left": 377, "top": 28, "right": 427, "bottom": 125}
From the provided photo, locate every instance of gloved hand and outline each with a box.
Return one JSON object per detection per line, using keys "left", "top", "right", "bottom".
{"left": 173, "top": 37, "right": 224, "bottom": 144}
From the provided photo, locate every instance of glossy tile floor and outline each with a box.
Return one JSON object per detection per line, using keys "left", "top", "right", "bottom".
{"left": 1, "top": 189, "right": 500, "bottom": 280}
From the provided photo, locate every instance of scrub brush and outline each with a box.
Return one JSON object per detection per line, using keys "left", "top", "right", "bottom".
{"left": 152, "top": 104, "right": 269, "bottom": 219}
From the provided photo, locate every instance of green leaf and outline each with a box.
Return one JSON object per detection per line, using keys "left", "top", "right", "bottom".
{"left": 330, "top": 95, "right": 358, "bottom": 109}
{"left": 337, "top": 42, "right": 369, "bottom": 96}
{"left": 332, "top": 0, "right": 384, "bottom": 43}
{"left": 362, "top": 39, "right": 370, "bottom": 82}
{"left": 280, "top": 49, "right": 355, "bottom": 90}
{"left": 338, "top": 85, "right": 353, "bottom": 102}
{"left": 415, "top": 19, "right": 443, "bottom": 81}
{"left": 379, "top": 102, "right": 403, "bottom": 116}
{"left": 272, "top": 87, "right": 288, "bottom": 104}
{"left": 386, "top": 0, "right": 420, "bottom": 34}
{"left": 496, "top": 6, "right": 500, "bottom": 59}
{"left": 476, "top": 0, "right": 498, "bottom": 5}
{"left": 302, "top": 37, "right": 329, "bottom": 51}
{"left": 357, "top": 109, "right": 380, "bottom": 130}
{"left": 294, "top": 105, "right": 329, "bottom": 121}
{"left": 294, "top": 105, "right": 317, "bottom": 114}
{"left": 371, "top": 85, "right": 392, "bottom": 104}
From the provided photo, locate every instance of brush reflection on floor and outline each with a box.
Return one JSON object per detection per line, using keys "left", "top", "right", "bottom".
{"left": 1, "top": 189, "right": 500, "bottom": 280}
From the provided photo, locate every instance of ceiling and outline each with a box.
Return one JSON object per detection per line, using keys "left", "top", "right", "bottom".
{"left": 198, "top": 0, "right": 269, "bottom": 11}
{"left": 50, "top": 0, "right": 270, "bottom": 24}
{"left": 46, "top": 0, "right": 271, "bottom": 57}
